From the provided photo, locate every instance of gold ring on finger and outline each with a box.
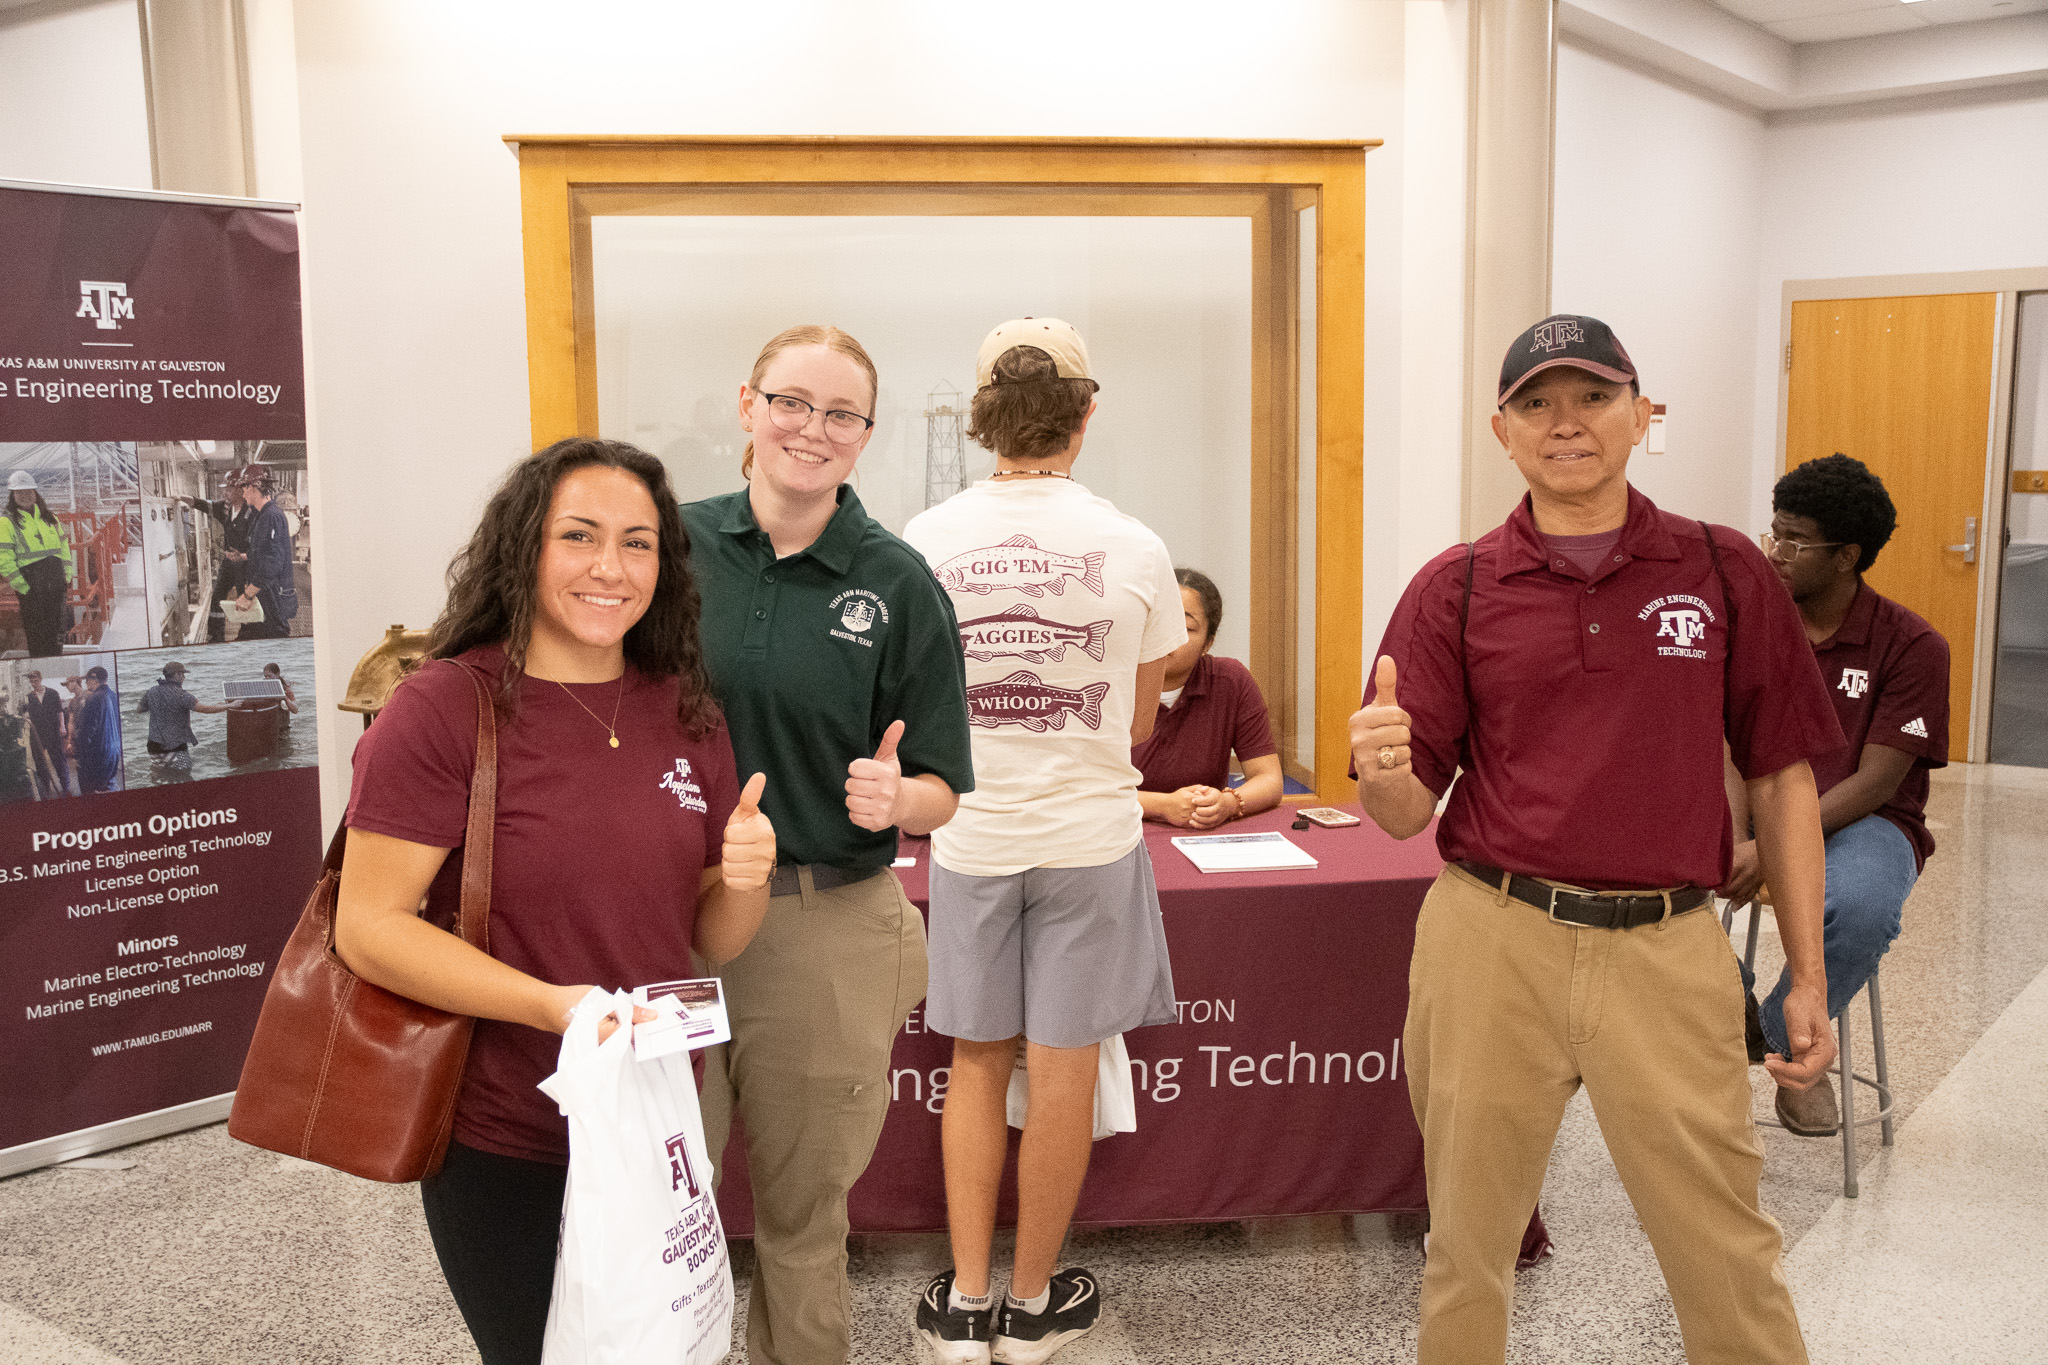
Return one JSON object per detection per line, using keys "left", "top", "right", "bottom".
{"left": 1378, "top": 746, "right": 1399, "bottom": 770}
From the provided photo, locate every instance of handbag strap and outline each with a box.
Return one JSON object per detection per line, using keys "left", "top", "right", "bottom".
{"left": 447, "top": 660, "right": 499, "bottom": 957}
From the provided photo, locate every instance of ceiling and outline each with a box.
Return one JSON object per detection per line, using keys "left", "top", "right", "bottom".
{"left": 1712, "top": 0, "right": 2048, "bottom": 43}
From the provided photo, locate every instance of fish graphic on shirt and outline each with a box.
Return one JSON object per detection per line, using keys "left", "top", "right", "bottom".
{"left": 957, "top": 605, "right": 1113, "bottom": 664}
{"left": 933, "top": 535, "right": 1107, "bottom": 599}
{"left": 967, "top": 670, "right": 1111, "bottom": 732}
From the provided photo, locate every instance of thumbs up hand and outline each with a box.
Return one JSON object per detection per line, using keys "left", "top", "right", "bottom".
{"left": 846, "top": 720, "right": 906, "bottom": 832}
{"left": 1349, "top": 656, "right": 1414, "bottom": 788}
{"left": 722, "top": 772, "right": 776, "bottom": 891}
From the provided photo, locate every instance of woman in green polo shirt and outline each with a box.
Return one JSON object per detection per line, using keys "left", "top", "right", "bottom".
{"left": 681, "top": 324, "right": 974, "bottom": 1365}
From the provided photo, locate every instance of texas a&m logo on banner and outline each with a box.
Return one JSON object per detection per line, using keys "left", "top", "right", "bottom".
{"left": 76, "top": 281, "right": 133, "bottom": 330}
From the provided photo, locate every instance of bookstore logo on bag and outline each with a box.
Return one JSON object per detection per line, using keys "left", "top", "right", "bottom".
{"left": 76, "top": 281, "right": 134, "bottom": 330}
{"left": 666, "top": 1131, "right": 701, "bottom": 1197}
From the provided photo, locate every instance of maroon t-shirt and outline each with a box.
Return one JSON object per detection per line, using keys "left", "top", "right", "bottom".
{"left": 344, "top": 648, "right": 739, "bottom": 1163}
{"left": 1807, "top": 583, "right": 1948, "bottom": 871}
{"left": 1373, "top": 488, "right": 1844, "bottom": 891}
{"left": 1132, "top": 654, "right": 1278, "bottom": 793}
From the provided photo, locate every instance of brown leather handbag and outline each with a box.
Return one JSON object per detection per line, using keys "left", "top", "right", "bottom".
{"left": 228, "top": 662, "right": 496, "bottom": 1182}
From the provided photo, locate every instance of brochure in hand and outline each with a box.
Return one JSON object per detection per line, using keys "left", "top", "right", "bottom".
{"left": 631, "top": 978, "right": 731, "bottom": 1061}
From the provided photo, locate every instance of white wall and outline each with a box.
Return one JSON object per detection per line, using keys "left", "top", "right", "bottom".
{"left": 1749, "top": 87, "right": 2048, "bottom": 527}
{"left": 1553, "top": 38, "right": 1767, "bottom": 531}
{"left": 0, "top": 0, "right": 152, "bottom": 190}
{"left": 593, "top": 214, "right": 1256, "bottom": 665}
{"left": 290, "top": 0, "right": 1443, "bottom": 824}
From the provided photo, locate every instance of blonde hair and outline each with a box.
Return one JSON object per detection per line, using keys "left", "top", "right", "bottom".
{"left": 740, "top": 325, "right": 880, "bottom": 478}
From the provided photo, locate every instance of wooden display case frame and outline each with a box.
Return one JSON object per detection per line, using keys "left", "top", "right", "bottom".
{"left": 508, "top": 136, "right": 1373, "bottom": 801}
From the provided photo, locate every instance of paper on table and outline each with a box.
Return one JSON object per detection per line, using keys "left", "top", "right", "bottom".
{"left": 1170, "top": 831, "right": 1318, "bottom": 873}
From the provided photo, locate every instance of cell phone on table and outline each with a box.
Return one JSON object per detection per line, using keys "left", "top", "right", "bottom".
{"left": 1296, "top": 807, "right": 1361, "bottom": 828}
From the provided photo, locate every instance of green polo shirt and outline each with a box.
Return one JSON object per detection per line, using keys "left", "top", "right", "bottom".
{"left": 682, "top": 486, "right": 975, "bottom": 874}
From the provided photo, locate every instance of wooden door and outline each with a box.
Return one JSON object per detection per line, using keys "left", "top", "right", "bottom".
{"left": 1787, "top": 293, "right": 1998, "bottom": 762}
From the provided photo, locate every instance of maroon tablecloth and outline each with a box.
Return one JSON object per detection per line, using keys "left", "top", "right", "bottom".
{"left": 715, "top": 806, "right": 1444, "bottom": 1234}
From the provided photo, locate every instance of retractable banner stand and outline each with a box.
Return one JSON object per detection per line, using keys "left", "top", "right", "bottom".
{"left": 0, "top": 181, "right": 320, "bottom": 1176}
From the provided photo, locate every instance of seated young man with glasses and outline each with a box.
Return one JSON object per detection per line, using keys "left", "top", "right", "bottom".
{"left": 1725, "top": 452, "right": 1949, "bottom": 1137}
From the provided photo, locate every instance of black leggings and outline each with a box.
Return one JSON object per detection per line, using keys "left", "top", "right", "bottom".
{"left": 420, "top": 1141, "right": 567, "bottom": 1365}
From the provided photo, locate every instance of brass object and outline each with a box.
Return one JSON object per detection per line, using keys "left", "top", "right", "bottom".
{"left": 338, "top": 625, "right": 431, "bottom": 718}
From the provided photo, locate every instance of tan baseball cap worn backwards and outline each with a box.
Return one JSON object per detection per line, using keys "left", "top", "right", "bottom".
{"left": 976, "top": 317, "right": 1097, "bottom": 391}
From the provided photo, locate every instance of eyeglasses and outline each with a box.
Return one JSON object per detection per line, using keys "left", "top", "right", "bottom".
{"left": 1761, "top": 533, "right": 1845, "bottom": 562}
{"left": 758, "top": 392, "right": 874, "bottom": 443}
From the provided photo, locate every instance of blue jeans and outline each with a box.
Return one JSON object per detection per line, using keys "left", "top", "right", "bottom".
{"left": 1743, "top": 814, "right": 1917, "bottom": 1057}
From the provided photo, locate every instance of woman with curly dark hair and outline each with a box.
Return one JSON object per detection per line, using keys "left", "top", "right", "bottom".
{"left": 335, "top": 438, "right": 777, "bottom": 1365}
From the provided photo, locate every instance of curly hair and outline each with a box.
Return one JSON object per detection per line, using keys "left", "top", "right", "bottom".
{"left": 1771, "top": 452, "right": 1897, "bottom": 574}
{"left": 424, "top": 438, "right": 718, "bottom": 733}
{"left": 968, "top": 345, "right": 1098, "bottom": 460}
{"left": 1175, "top": 567, "right": 1223, "bottom": 647}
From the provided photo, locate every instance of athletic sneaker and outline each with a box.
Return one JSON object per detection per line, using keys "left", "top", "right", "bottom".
{"left": 917, "top": 1270, "right": 994, "bottom": 1364}
{"left": 991, "top": 1268, "right": 1101, "bottom": 1364}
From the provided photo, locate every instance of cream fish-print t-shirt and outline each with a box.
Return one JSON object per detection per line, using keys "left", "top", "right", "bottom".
{"left": 904, "top": 477, "right": 1185, "bottom": 876}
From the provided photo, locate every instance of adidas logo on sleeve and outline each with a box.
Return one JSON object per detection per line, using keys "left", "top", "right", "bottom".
{"left": 1901, "top": 717, "right": 1929, "bottom": 738}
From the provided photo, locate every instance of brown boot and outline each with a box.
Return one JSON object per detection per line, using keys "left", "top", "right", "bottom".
{"left": 1775, "top": 1073, "right": 1840, "bottom": 1137}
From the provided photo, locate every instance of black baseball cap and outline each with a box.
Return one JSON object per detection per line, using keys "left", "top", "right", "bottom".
{"left": 1498, "top": 314, "right": 1637, "bottom": 406}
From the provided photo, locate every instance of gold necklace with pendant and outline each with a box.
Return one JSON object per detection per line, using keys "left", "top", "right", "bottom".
{"left": 555, "top": 675, "right": 625, "bottom": 748}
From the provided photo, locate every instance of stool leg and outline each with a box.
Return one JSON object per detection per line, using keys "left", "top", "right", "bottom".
{"left": 1744, "top": 898, "right": 1762, "bottom": 976}
{"left": 1839, "top": 1009, "right": 1857, "bottom": 1198}
{"left": 1870, "top": 970, "right": 1893, "bottom": 1147}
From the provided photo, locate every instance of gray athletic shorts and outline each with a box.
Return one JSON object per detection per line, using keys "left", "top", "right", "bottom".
{"left": 926, "top": 841, "right": 1177, "bottom": 1050}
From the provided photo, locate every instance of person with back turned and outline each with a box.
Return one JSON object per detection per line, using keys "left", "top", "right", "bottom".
{"left": 1352, "top": 314, "right": 1843, "bottom": 1363}
{"left": 1726, "top": 452, "right": 1948, "bottom": 1138}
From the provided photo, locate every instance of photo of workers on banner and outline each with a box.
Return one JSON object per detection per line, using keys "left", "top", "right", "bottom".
{"left": 117, "top": 637, "right": 316, "bottom": 788}
{"left": 138, "top": 441, "right": 312, "bottom": 647}
{"left": 0, "top": 651, "right": 123, "bottom": 804}
{"left": 1, "top": 444, "right": 147, "bottom": 657}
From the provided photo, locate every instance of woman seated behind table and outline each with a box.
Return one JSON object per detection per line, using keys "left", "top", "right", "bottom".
{"left": 1133, "top": 568, "right": 1282, "bottom": 828}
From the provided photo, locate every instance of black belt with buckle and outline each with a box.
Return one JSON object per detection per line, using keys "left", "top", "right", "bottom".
{"left": 1456, "top": 861, "right": 1713, "bottom": 929}
{"left": 766, "top": 862, "right": 883, "bottom": 899}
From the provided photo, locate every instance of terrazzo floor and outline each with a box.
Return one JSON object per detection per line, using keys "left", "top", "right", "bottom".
{"left": 3, "top": 763, "right": 2044, "bottom": 1364}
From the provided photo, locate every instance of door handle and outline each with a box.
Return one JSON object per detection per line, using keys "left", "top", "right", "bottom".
{"left": 1946, "top": 516, "right": 1978, "bottom": 565}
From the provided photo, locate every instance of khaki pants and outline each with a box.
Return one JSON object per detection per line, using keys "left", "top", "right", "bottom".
{"left": 700, "top": 868, "right": 928, "bottom": 1365}
{"left": 1407, "top": 865, "right": 1808, "bottom": 1365}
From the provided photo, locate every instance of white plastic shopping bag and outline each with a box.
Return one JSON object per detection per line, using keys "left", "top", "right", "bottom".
{"left": 1004, "top": 1034, "right": 1138, "bottom": 1142}
{"left": 538, "top": 988, "right": 734, "bottom": 1365}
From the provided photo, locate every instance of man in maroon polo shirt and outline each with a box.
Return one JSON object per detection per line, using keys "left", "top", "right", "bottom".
{"left": 1350, "top": 314, "right": 1843, "bottom": 1365}
{"left": 1725, "top": 453, "right": 1949, "bottom": 1138}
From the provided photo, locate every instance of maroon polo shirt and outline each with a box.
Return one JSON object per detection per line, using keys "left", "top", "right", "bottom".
{"left": 1373, "top": 487, "right": 1843, "bottom": 891}
{"left": 1808, "top": 582, "right": 1948, "bottom": 871}
{"left": 1132, "top": 653, "right": 1277, "bottom": 793}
